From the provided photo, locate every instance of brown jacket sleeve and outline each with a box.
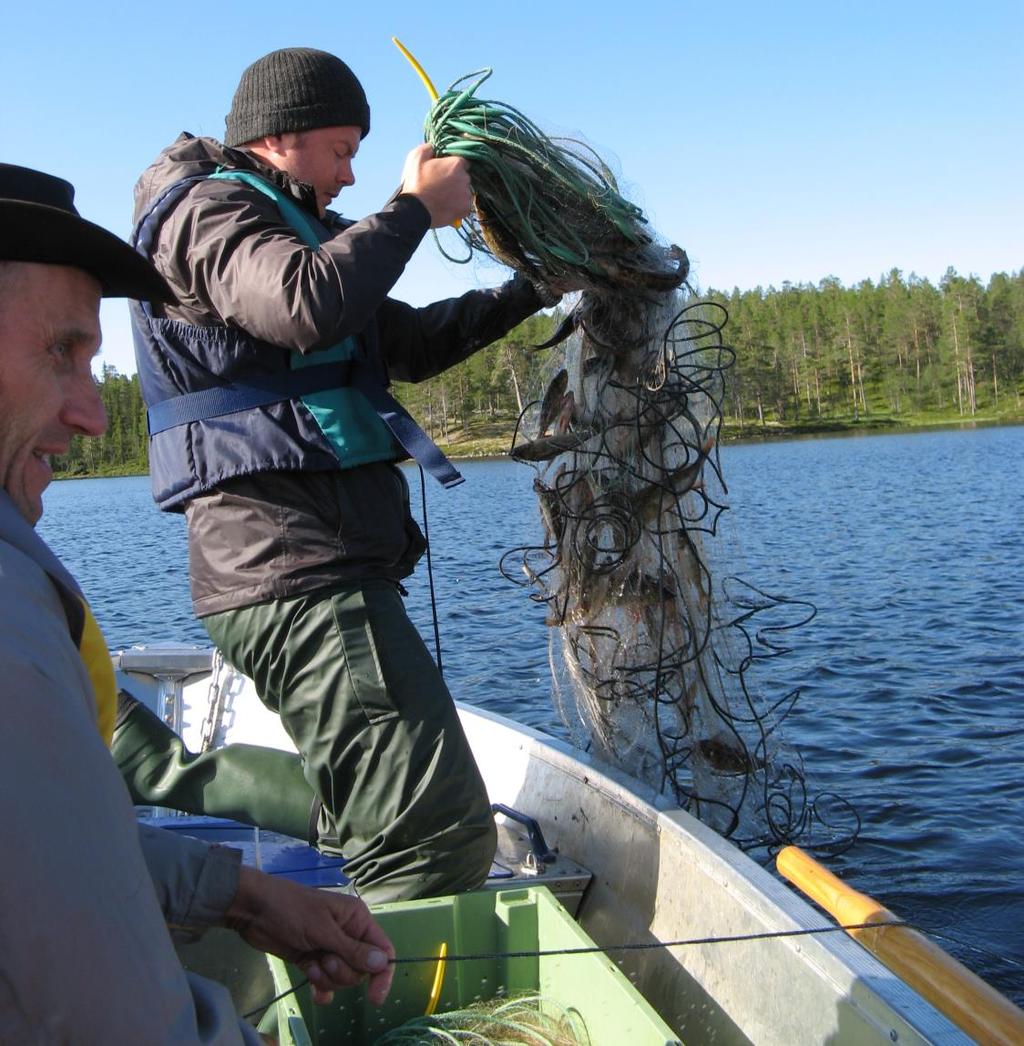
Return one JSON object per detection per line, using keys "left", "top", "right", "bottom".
{"left": 153, "top": 178, "right": 546, "bottom": 370}
{"left": 375, "top": 277, "right": 545, "bottom": 383}
{"left": 154, "top": 181, "right": 432, "bottom": 353}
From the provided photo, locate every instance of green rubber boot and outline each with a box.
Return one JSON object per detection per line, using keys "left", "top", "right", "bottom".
{"left": 111, "top": 690, "right": 322, "bottom": 844}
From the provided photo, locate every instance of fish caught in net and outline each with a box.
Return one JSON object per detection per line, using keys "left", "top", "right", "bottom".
{"left": 425, "top": 68, "right": 858, "bottom": 855}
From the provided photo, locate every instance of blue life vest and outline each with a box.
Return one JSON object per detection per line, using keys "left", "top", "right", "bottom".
{"left": 129, "top": 169, "right": 462, "bottom": 511}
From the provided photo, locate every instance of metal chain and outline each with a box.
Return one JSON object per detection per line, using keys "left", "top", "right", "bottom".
{"left": 199, "top": 648, "right": 229, "bottom": 753}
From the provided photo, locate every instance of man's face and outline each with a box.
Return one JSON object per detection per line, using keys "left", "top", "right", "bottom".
{"left": 0, "top": 262, "right": 107, "bottom": 525}
{"left": 273, "top": 125, "right": 362, "bottom": 216}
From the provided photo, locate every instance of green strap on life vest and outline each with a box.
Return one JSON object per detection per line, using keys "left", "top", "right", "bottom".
{"left": 208, "top": 169, "right": 400, "bottom": 468}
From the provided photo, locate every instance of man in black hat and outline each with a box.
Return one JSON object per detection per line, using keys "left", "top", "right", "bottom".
{"left": 0, "top": 163, "right": 393, "bottom": 1043}
{"left": 125, "top": 47, "right": 563, "bottom": 903}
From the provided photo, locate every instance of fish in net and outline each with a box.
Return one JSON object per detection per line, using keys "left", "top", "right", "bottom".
{"left": 424, "top": 68, "right": 858, "bottom": 854}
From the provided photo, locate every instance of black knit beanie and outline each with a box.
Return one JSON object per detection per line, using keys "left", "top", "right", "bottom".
{"left": 225, "top": 47, "right": 370, "bottom": 146}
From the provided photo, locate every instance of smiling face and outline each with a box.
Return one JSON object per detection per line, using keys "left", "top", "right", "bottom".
{"left": 255, "top": 125, "right": 362, "bottom": 216}
{"left": 0, "top": 262, "right": 107, "bottom": 525}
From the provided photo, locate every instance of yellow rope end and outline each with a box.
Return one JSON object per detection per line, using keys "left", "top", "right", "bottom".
{"left": 391, "top": 37, "right": 463, "bottom": 229}
{"left": 392, "top": 36, "right": 440, "bottom": 102}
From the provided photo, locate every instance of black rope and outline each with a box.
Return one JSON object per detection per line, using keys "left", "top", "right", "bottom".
{"left": 418, "top": 463, "right": 445, "bottom": 677}
{"left": 240, "top": 920, "right": 908, "bottom": 1021}
{"left": 925, "top": 930, "right": 1024, "bottom": 972}
{"left": 388, "top": 919, "right": 909, "bottom": 965}
{"left": 241, "top": 976, "right": 310, "bottom": 1021}
{"left": 500, "top": 297, "right": 860, "bottom": 855}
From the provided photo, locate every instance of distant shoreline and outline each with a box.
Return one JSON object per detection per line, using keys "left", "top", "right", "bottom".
{"left": 54, "top": 412, "right": 1024, "bottom": 481}
{"left": 416, "top": 411, "right": 1024, "bottom": 459}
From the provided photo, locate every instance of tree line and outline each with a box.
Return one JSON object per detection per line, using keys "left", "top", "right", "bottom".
{"left": 710, "top": 267, "right": 1024, "bottom": 427}
{"left": 55, "top": 267, "right": 1024, "bottom": 476}
{"left": 58, "top": 365, "right": 150, "bottom": 475}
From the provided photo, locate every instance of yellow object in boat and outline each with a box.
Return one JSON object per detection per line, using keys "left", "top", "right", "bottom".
{"left": 425, "top": 941, "right": 448, "bottom": 1016}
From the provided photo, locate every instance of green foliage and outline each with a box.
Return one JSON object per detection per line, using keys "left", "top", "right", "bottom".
{"left": 55, "top": 269, "right": 1024, "bottom": 479}
{"left": 391, "top": 311, "right": 561, "bottom": 445}
{"left": 54, "top": 365, "right": 149, "bottom": 477}
{"left": 707, "top": 267, "right": 1024, "bottom": 430}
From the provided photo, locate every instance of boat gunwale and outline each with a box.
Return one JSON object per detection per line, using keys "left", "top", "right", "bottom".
{"left": 117, "top": 647, "right": 972, "bottom": 1045}
{"left": 457, "top": 701, "right": 971, "bottom": 1045}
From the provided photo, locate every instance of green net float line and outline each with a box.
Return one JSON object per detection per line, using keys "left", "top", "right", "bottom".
{"left": 421, "top": 67, "right": 682, "bottom": 294}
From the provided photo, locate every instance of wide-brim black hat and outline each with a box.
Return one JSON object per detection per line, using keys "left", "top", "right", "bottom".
{"left": 0, "top": 163, "right": 173, "bottom": 302}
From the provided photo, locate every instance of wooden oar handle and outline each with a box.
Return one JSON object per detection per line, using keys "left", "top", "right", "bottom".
{"left": 778, "top": 845, "right": 1024, "bottom": 1046}
{"left": 777, "top": 845, "right": 893, "bottom": 927}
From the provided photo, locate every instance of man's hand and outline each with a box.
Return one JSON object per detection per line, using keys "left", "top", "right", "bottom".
{"left": 224, "top": 866, "right": 394, "bottom": 1006}
{"left": 399, "top": 143, "right": 473, "bottom": 228}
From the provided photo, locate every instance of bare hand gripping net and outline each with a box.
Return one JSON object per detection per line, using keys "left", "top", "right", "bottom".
{"left": 427, "top": 69, "right": 858, "bottom": 854}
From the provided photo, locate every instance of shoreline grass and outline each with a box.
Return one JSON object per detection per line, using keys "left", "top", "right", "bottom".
{"left": 54, "top": 409, "right": 1024, "bottom": 479}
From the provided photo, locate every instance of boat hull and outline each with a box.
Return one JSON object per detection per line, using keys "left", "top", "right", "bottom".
{"left": 116, "top": 645, "right": 968, "bottom": 1044}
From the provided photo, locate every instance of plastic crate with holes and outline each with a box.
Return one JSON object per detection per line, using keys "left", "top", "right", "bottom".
{"left": 262, "top": 885, "right": 681, "bottom": 1044}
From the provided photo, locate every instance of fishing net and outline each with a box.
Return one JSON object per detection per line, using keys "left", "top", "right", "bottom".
{"left": 376, "top": 993, "right": 589, "bottom": 1045}
{"left": 425, "top": 69, "right": 858, "bottom": 854}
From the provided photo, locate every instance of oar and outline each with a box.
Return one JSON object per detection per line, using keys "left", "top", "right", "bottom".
{"left": 777, "top": 845, "right": 1024, "bottom": 1046}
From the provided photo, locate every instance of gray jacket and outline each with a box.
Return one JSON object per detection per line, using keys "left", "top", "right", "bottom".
{"left": 0, "top": 492, "right": 257, "bottom": 1044}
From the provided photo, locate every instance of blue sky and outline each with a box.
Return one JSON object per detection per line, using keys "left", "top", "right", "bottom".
{"left": 4, "top": 1, "right": 1021, "bottom": 375}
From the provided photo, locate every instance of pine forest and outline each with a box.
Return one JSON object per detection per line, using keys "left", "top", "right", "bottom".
{"left": 55, "top": 267, "right": 1024, "bottom": 477}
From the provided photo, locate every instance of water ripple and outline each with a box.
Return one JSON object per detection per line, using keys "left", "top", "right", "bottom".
{"left": 38, "top": 426, "right": 1024, "bottom": 1002}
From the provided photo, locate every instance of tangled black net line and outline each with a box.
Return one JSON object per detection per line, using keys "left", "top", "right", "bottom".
{"left": 423, "top": 66, "right": 859, "bottom": 857}
{"left": 498, "top": 299, "right": 858, "bottom": 856}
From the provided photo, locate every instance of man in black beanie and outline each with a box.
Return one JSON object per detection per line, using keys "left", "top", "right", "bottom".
{"left": 126, "top": 47, "right": 558, "bottom": 903}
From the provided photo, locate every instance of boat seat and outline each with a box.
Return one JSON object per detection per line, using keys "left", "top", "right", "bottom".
{"left": 144, "top": 815, "right": 350, "bottom": 888}
{"left": 141, "top": 807, "right": 593, "bottom": 915}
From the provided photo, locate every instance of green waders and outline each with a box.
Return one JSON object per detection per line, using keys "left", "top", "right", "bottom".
{"left": 112, "top": 691, "right": 320, "bottom": 842}
{"left": 202, "top": 579, "right": 497, "bottom": 904}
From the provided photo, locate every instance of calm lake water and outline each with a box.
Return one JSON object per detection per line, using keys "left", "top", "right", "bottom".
{"left": 40, "top": 425, "right": 1024, "bottom": 1004}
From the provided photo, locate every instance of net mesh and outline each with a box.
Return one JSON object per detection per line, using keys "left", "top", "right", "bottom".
{"left": 427, "top": 69, "right": 858, "bottom": 855}
{"left": 377, "top": 993, "right": 589, "bottom": 1045}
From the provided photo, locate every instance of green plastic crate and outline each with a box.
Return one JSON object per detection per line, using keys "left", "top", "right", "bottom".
{"left": 264, "top": 885, "right": 681, "bottom": 1044}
